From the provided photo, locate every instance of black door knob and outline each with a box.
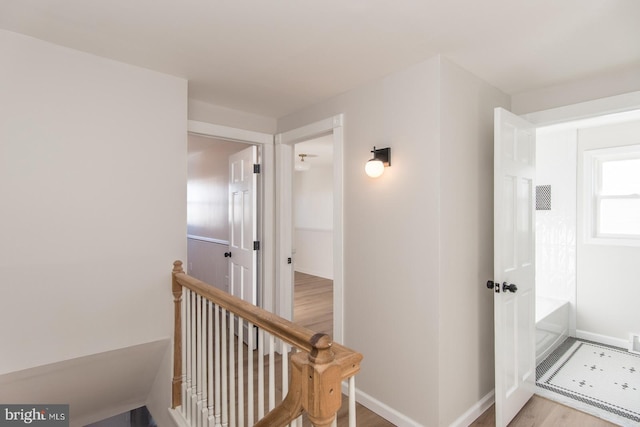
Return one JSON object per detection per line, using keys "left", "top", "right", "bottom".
{"left": 502, "top": 282, "right": 518, "bottom": 293}
{"left": 224, "top": 252, "right": 232, "bottom": 258}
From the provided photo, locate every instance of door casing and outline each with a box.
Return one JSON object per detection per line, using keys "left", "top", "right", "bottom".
{"left": 275, "top": 114, "right": 345, "bottom": 344}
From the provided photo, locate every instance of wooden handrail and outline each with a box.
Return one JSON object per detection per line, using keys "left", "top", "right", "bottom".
{"left": 171, "top": 260, "right": 363, "bottom": 426}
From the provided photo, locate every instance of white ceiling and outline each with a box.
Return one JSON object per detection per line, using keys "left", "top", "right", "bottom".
{"left": 1, "top": 0, "right": 639, "bottom": 118}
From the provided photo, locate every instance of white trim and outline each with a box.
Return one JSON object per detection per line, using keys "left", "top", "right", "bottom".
{"left": 295, "top": 226, "right": 334, "bottom": 233}
{"left": 582, "top": 144, "right": 640, "bottom": 246}
{"left": 275, "top": 114, "right": 345, "bottom": 344}
{"left": 523, "top": 91, "right": 640, "bottom": 126}
{"left": 187, "top": 234, "right": 229, "bottom": 245}
{"left": 186, "top": 121, "right": 276, "bottom": 314}
{"left": 278, "top": 115, "right": 344, "bottom": 144}
{"left": 448, "top": 390, "right": 495, "bottom": 427}
{"left": 188, "top": 120, "right": 272, "bottom": 145}
{"left": 340, "top": 382, "right": 423, "bottom": 427}
{"left": 168, "top": 407, "right": 189, "bottom": 427}
{"left": 576, "top": 329, "right": 629, "bottom": 349}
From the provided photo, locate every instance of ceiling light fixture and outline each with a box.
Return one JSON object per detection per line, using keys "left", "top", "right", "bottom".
{"left": 295, "top": 153, "right": 311, "bottom": 171}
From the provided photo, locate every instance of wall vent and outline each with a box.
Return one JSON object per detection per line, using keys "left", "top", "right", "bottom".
{"left": 536, "top": 185, "right": 551, "bottom": 210}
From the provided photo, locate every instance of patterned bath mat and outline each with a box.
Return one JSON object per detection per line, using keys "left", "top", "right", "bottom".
{"left": 537, "top": 338, "right": 640, "bottom": 426}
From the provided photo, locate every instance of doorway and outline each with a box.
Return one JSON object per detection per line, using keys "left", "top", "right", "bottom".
{"left": 186, "top": 120, "right": 275, "bottom": 312}
{"left": 532, "top": 110, "right": 640, "bottom": 425}
{"left": 276, "top": 114, "right": 344, "bottom": 343}
{"left": 494, "top": 93, "right": 640, "bottom": 426}
{"left": 292, "top": 135, "right": 334, "bottom": 336}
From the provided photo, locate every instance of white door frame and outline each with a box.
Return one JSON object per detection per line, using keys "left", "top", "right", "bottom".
{"left": 521, "top": 91, "right": 640, "bottom": 126}
{"left": 187, "top": 120, "right": 276, "bottom": 313}
{"left": 275, "top": 114, "right": 344, "bottom": 344}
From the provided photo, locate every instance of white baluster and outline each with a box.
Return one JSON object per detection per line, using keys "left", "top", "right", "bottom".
{"left": 281, "top": 342, "right": 289, "bottom": 427}
{"left": 349, "top": 376, "right": 356, "bottom": 427}
{"left": 221, "top": 308, "right": 228, "bottom": 427}
{"left": 181, "top": 288, "right": 187, "bottom": 415}
{"left": 237, "top": 317, "right": 244, "bottom": 427}
{"left": 282, "top": 342, "right": 289, "bottom": 403}
{"left": 257, "top": 328, "right": 265, "bottom": 419}
{"left": 207, "top": 300, "right": 214, "bottom": 427}
{"left": 229, "top": 313, "right": 236, "bottom": 427}
{"left": 268, "top": 334, "right": 275, "bottom": 411}
{"left": 247, "top": 322, "right": 254, "bottom": 425}
{"left": 214, "top": 305, "right": 221, "bottom": 427}
{"left": 196, "top": 294, "right": 203, "bottom": 427}
{"left": 331, "top": 418, "right": 337, "bottom": 427}
{"left": 185, "top": 289, "right": 192, "bottom": 422}
{"left": 191, "top": 292, "right": 198, "bottom": 424}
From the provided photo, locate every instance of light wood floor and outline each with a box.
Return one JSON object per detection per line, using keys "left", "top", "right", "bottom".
{"left": 293, "top": 271, "right": 333, "bottom": 336}
{"left": 470, "top": 395, "right": 617, "bottom": 426}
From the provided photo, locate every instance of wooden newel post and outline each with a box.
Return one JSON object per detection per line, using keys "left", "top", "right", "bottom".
{"left": 301, "top": 333, "right": 342, "bottom": 427}
{"left": 171, "top": 260, "right": 184, "bottom": 409}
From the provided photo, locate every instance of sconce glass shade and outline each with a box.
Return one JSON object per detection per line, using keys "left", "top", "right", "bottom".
{"left": 365, "top": 146, "right": 390, "bottom": 178}
{"left": 365, "top": 158, "right": 385, "bottom": 178}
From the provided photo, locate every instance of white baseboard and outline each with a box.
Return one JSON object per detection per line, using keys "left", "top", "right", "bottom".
{"left": 340, "top": 383, "right": 495, "bottom": 427}
{"left": 575, "top": 330, "right": 628, "bottom": 349}
{"left": 448, "top": 390, "right": 494, "bottom": 427}
{"left": 341, "top": 382, "right": 423, "bottom": 427}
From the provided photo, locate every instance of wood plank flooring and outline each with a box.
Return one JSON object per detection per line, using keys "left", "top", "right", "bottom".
{"left": 470, "top": 395, "right": 617, "bottom": 427}
{"left": 293, "top": 271, "right": 333, "bottom": 336}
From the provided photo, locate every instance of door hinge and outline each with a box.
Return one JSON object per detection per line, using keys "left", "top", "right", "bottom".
{"left": 287, "top": 257, "right": 292, "bottom": 264}
{"left": 253, "top": 164, "right": 261, "bottom": 174}
{"left": 253, "top": 241, "right": 260, "bottom": 250}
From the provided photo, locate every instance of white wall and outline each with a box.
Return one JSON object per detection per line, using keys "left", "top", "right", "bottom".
{"left": 576, "top": 119, "right": 640, "bottom": 342}
{"left": 438, "top": 59, "right": 510, "bottom": 426}
{"left": 278, "top": 56, "right": 509, "bottom": 427}
{"left": 535, "top": 128, "right": 577, "bottom": 309}
{"left": 0, "top": 29, "right": 187, "bottom": 425}
{"left": 294, "top": 165, "right": 333, "bottom": 279}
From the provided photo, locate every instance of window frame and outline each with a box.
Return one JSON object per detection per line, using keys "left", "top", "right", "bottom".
{"left": 584, "top": 144, "right": 640, "bottom": 246}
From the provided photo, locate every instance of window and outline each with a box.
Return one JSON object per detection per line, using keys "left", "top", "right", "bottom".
{"left": 585, "top": 144, "right": 640, "bottom": 243}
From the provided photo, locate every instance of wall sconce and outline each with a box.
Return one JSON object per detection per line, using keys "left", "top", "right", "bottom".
{"left": 365, "top": 146, "right": 391, "bottom": 178}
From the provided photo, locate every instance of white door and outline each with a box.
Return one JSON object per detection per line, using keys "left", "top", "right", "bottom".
{"left": 493, "top": 107, "right": 536, "bottom": 426}
{"left": 229, "top": 145, "right": 258, "bottom": 305}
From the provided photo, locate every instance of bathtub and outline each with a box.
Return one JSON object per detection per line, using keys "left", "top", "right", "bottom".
{"left": 536, "top": 296, "right": 569, "bottom": 365}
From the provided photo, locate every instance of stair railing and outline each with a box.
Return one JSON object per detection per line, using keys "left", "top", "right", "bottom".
{"left": 170, "top": 261, "right": 362, "bottom": 427}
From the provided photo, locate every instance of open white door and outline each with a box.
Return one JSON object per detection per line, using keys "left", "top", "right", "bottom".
{"left": 493, "top": 107, "right": 536, "bottom": 426}
{"left": 229, "top": 145, "right": 258, "bottom": 306}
